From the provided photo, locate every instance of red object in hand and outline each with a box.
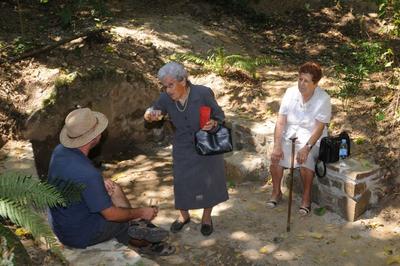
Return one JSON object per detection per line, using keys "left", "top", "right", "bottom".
{"left": 199, "top": 106, "right": 211, "bottom": 128}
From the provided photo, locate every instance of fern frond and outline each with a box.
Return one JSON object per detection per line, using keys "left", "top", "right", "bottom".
{"left": 255, "top": 56, "right": 275, "bottom": 66}
{"left": 50, "top": 177, "right": 84, "bottom": 205}
{"left": 0, "top": 173, "right": 83, "bottom": 210}
{"left": 0, "top": 174, "right": 66, "bottom": 209}
{"left": 0, "top": 198, "right": 59, "bottom": 250}
{"left": 174, "top": 53, "right": 206, "bottom": 65}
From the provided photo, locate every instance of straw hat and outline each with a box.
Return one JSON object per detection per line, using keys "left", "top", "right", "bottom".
{"left": 59, "top": 108, "right": 108, "bottom": 148}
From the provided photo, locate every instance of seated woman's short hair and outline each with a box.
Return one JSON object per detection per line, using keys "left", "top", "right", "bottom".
{"left": 299, "top": 62, "right": 322, "bottom": 83}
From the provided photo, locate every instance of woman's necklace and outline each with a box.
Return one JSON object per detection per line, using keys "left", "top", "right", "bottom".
{"left": 175, "top": 86, "right": 191, "bottom": 112}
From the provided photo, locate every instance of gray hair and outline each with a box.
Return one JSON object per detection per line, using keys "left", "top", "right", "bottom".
{"left": 157, "top": 62, "right": 188, "bottom": 82}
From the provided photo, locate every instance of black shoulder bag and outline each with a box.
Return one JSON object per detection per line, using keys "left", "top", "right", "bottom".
{"left": 315, "top": 131, "right": 351, "bottom": 178}
{"left": 195, "top": 124, "right": 233, "bottom": 156}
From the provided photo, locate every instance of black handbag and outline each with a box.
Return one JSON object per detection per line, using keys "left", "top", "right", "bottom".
{"left": 194, "top": 124, "right": 233, "bottom": 156}
{"left": 315, "top": 131, "right": 351, "bottom": 178}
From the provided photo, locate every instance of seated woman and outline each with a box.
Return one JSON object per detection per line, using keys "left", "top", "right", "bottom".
{"left": 267, "top": 61, "right": 332, "bottom": 216}
{"left": 144, "top": 62, "right": 229, "bottom": 236}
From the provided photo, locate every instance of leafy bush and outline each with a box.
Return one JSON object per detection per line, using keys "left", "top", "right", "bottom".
{"left": 373, "top": 0, "right": 400, "bottom": 36}
{"left": 0, "top": 173, "right": 83, "bottom": 264}
{"left": 334, "top": 41, "right": 392, "bottom": 109}
{"left": 173, "top": 47, "right": 274, "bottom": 78}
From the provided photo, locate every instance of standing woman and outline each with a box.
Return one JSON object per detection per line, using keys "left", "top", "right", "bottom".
{"left": 144, "top": 62, "right": 228, "bottom": 236}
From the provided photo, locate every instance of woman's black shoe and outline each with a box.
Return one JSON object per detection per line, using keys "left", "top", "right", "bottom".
{"left": 170, "top": 218, "right": 191, "bottom": 233}
{"left": 200, "top": 221, "right": 213, "bottom": 236}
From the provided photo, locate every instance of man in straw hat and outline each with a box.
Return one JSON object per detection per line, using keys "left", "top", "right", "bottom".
{"left": 48, "top": 107, "right": 175, "bottom": 256}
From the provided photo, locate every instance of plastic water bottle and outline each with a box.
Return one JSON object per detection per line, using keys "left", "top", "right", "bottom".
{"left": 339, "top": 139, "right": 348, "bottom": 170}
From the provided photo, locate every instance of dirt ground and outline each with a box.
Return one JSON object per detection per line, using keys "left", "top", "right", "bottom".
{"left": 100, "top": 142, "right": 400, "bottom": 266}
{"left": 3, "top": 140, "right": 400, "bottom": 265}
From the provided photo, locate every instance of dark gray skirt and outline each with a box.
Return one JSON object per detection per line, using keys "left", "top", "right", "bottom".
{"left": 172, "top": 143, "right": 229, "bottom": 210}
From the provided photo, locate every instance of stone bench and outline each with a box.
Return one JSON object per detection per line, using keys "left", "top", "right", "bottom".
{"left": 61, "top": 239, "right": 156, "bottom": 266}
{"left": 291, "top": 158, "right": 385, "bottom": 221}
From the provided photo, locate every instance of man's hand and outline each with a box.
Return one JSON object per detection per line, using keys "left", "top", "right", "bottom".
{"left": 296, "top": 146, "right": 310, "bottom": 165}
{"left": 141, "top": 207, "right": 158, "bottom": 221}
{"left": 104, "top": 178, "right": 116, "bottom": 196}
{"left": 201, "top": 119, "right": 218, "bottom": 131}
{"left": 271, "top": 146, "right": 284, "bottom": 164}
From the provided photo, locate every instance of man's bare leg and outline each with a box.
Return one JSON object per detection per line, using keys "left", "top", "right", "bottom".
{"left": 110, "top": 183, "right": 132, "bottom": 208}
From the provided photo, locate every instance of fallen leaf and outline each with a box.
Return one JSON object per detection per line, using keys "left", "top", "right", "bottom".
{"left": 15, "top": 227, "right": 30, "bottom": 236}
{"left": 384, "top": 246, "right": 394, "bottom": 256}
{"left": 309, "top": 232, "right": 324, "bottom": 239}
{"left": 386, "top": 255, "right": 400, "bottom": 265}
{"left": 259, "top": 246, "right": 269, "bottom": 254}
{"left": 313, "top": 207, "right": 326, "bottom": 216}
{"left": 111, "top": 172, "right": 125, "bottom": 181}
{"left": 366, "top": 222, "right": 384, "bottom": 230}
{"left": 351, "top": 234, "right": 361, "bottom": 240}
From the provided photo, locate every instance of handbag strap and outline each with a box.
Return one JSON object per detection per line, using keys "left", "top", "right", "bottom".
{"left": 315, "top": 160, "right": 326, "bottom": 178}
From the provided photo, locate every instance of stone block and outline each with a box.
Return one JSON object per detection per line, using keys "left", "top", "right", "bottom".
{"left": 225, "top": 116, "right": 274, "bottom": 155}
{"left": 318, "top": 188, "right": 338, "bottom": 211}
{"left": 317, "top": 175, "right": 330, "bottom": 187}
{"left": 327, "top": 158, "right": 381, "bottom": 181}
{"left": 344, "top": 182, "right": 367, "bottom": 198}
{"left": 224, "top": 151, "right": 269, "bottom": 183}
{"left": 331, "top": 179, "right": 343, "bottom": 191}
{"left": 311, "top": 180, "right": 320, "bottom": 204}
{"left": 338, "top": 190, "right": 371, "bottom": 222}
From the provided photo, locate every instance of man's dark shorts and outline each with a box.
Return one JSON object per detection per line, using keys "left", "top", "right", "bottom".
{"left": 88, "top": 221, "right": 130, "bottom": 246}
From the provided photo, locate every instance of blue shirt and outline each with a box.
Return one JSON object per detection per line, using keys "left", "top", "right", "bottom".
{"left": 48, "top": 144, "right": 112, "bottom": 248}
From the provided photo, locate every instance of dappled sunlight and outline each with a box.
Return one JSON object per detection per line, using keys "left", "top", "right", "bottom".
{"left": 0, "top": 140, "right": 38, "bottom": 177}
{"left": 199, "top": 238, "right": 217, "bottom": 247}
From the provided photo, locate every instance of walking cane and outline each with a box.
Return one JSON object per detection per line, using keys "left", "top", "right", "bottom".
{"left": 286, "top": 137, "right": 297, "bottom": 232}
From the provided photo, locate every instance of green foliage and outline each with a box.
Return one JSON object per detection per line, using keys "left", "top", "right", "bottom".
{"left": 373, "top": 0, "right": 400, "bottom": 36}
{"left": 226, "top": 180, "right": 236, "bottom": 189}
{"left": 40, "top": 0, "right": 108, "bottom": 28}
{"left": 11, "top": 37, "right": 33, "bottom": 56}
{"left": 313, "top": 207, "right": 326, "bottom": 216}
{"left": 334, "top": 41, "right": 392, "bottom": 109}
{"left": 54, "top": 72, "right": 78, "bottom": 88}
{"left": 0, "top": 173, "right": 83, "bottom": 263}
{"left": 207, "top": 0, "right": 267, "bottom": 27}
{"left": 375, "top": 111, "right": 386, "bottom": 121}
{"left": 354, "top": 137, "right": 366, "bottom": 145}
{"left": 174, "top": 47, "right": 274, "bottom": 78}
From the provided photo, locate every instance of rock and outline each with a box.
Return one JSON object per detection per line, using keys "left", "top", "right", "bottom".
{"left": 62, "top": 240, "right": 154, "bottom": 266}
{"left": 224, "top": 151, "right": 269, "bottom": 183}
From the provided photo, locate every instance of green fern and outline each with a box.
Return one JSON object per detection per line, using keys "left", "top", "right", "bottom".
{"left": 174, "top": 47, "right": 275, "bottom": 78}
{"left": 1, "top": 174, "right": 67, "bottom": 209}
{"left": 0, "top": 173, "right": 83, "bottom": 263}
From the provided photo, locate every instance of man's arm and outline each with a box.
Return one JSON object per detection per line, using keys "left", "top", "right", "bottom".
{"left": 271, "top": 114, "right": 287, "bottom": 164}
{"left": 101, "top": 206, "right": 156, "bottom": 222}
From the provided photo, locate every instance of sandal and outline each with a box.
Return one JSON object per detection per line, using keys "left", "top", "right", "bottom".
{"left": 266, "top": 195, "right": 282, "bottom": 209}
{"left": 170, "top": 217, "right": 191, "bottom": 233}
{"left": 298, "top": 206, "right": 311, "bottom": 216}
{"left": 139, "top": 242, "right": 176, "bottom": 256}
{"left": 128, "top": 219, "right": 169, "bottom": 243}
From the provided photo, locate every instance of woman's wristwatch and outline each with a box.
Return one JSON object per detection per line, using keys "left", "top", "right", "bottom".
{"left": 305, "top": 142, "right": 313, "bottom": 150}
